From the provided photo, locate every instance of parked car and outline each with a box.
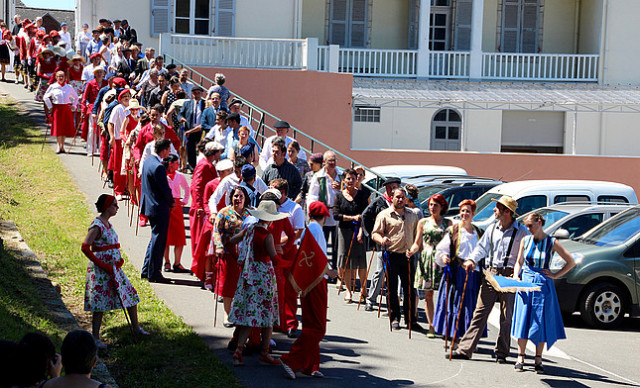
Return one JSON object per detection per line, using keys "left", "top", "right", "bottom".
{"left": 362, "top": 165, "right": 467, "bottom": 193}
{"left": 414, "top": 178, "right": 503, "bottom": 216}
{"left": 471, "top": 180, "right": 638, "bottom": 229}
{"left": 517, "top": 202, "right": 634, "bottom": 239}
{"left": 551, "top": 206, "right": 640, "bottom": 329}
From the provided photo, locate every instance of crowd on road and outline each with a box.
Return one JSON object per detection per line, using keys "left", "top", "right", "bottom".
{"left": 0, "top": 14, "right": 578, "bottom": 382}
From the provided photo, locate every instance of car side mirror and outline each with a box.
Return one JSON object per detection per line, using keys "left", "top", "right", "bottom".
{"left": 553, "top": 228, "right": 570, "bottom": 239}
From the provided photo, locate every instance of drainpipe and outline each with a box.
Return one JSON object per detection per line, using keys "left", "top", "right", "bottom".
{"left": 598, "top": 0, "right": 609, "bottom": 85}
{"left": 599, "top": 104, "right": 606, "bottom": 155}
{"left": 293, "top": 0, "right": 302, "bottom": 39}
{"left": 573, "top": 0, "right": 580, "bottom": 53}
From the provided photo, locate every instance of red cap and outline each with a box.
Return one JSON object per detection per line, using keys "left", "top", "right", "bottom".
{"left": 308, "top": 201, "right": 330, "bottom": 218}
{"left": 49, "top": 30, "right": 59, "bottom": 37}
{"left": 117, "top": 88, "right": 131, "bottom": 101}
{"left": 89, "top": 52, "right": 102, "bottom": 61}
{"left": 112, "top": 77, "right": 127, "bottom": 87}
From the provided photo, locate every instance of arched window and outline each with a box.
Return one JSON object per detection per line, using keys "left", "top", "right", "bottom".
{"left": 430, "top": 109, "right": 461, "bottom": 150}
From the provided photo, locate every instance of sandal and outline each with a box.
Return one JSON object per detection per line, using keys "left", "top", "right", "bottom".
{"left": 164, "top": 262, "right": 172, "bottom": 272}
{"left": 534, "top": 355, "right": 544, "bottom": 374}
{"left": 232, "top": 348, "right": 244, "bottom": 367}
{"left": 259, "top": 351, "right": 280, "bottom": 365}
{"left": 514, "top": 353, "right": 525, "bottom": 372}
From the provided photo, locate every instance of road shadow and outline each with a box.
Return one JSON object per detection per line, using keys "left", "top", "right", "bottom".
{"left": 563, "top": 313, "right": 640, "bottom": 333}
{"left": 541, "top": 365, "right": 639, "bottom": 387}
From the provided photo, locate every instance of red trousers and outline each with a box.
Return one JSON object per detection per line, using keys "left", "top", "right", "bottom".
{"left": 188, "top": 208, "right": 205, "bottom": 258}
{"left": 274, "top": 267, "right": 286, "bottom": 331}
{"left": 191, "top": 220, "right": 213, "bottom": 281}
{"left": 283, "top": 269, "right": 299, "bottom": 331}
{"left": 280, "top": 279, "right": 327, "bottom": 374}
{"left": 107, "top": 140, "right": 125, "bottom": 195}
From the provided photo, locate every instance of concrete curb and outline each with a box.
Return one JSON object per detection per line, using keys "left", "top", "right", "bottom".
{"left": 0, "top": 220, "right": 118, "bottom": 388}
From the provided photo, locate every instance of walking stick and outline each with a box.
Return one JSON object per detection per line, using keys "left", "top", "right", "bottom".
{"left": 407, "top": 256, "right": 412, "bottom": 339}
{"left": 377, "top": 269, "right": 386, "bottom": 318}
{"left": 213, "top": 257, "right": 220, "bottom": 327}
{"left": 443, "top": 268, "right": 451, "bottom": 350}
{"left": 449, "top": 269, "right": 470, "bottom": 360}
{"left": 135, "top": 205, "right": 141, "bottom": 236}
{"left": 129, "top": 200, "right": 135, "bottom": 227}
{"left": 357, "top": 245, "right": 375, "bottom": 310}
{"left": 111, "top": 273, "right": 137, "bottom": 343}
{"left": 41, "top": 115, "right": 50, "bottom": 152}
{"left": 381, "top": 251, "right": 392, "bottom": 331}
{"left": 67, "top": 116, "right": 82, "bottom": 154}
{"left": 337, "top": 225, "right": 357, "bottom": 296}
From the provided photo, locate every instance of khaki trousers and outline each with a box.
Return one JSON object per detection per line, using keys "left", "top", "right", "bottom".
{"left": 456, "top": 267, "right": 515, "bottom": 359}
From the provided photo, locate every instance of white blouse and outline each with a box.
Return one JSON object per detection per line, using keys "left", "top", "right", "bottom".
{"left": 43, "top": 83, "right": 79, "bottom": 110}
{"left": 168, "top": 172, "right": 190, "bottom": 205}
{"left": 435, "top": 225, "right": 479, "bottom": 268}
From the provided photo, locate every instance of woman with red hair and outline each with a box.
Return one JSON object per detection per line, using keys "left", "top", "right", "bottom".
{"left": 409, "top": 193, "right": 451, "bottom": 337}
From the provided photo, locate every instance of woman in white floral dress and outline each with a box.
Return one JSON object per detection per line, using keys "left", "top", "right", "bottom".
{"left": 81, "top": 194, "right": 147, "bottom": 349}
{"left": 229, "top": 200, "right": 288, "bottom": 367}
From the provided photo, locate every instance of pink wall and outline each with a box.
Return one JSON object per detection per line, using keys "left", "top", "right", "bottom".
{"left": 191, "top": 67, "right": 640, "bottom": 196}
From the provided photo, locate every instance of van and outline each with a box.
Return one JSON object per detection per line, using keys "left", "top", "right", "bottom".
{"left": 363, "top": 165, "right": 468, "bottom": 193}
{"left": 471, "top": 180, "right": 638, "bottom": 229}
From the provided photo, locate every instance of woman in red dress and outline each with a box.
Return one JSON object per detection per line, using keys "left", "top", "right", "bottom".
{"left": 120, "top": 98, "right": 144, "bottom": 203}
{"left": 43, "top": 71, "right": 79, "bottom": 153}
{"left": 66, "top": 54, "right": 85, "bottom": 133}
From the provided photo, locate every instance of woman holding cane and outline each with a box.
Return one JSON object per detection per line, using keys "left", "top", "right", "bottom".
{"left": 434, "top": 200, "right": 485, "bottom": 341}
{"left": 81, "top": 194, "right": 148, "bottom": 349}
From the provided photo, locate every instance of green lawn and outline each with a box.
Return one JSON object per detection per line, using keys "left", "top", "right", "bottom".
{"left": 0, "top": 98, "right": 239, "bottom": 387}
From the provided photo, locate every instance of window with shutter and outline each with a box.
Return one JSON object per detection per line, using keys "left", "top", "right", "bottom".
{"left": 215, "top": 0, "right": 235, "bottom": 37}
{"left": 151, "top": 0, "right": 171, "bottom": 37}
{"left": 174, "top": 0, "right": 210, "bottom": 35}
{"left": 454, "top": 0, "right": 472, "bottom": 50}
{"left": 500, "top": 0, "right": 540, "bottom": 53}
{"left": 431, "top": 108, "right": 462, "bottom": 151}
{"left": 328, "top": 0, "right": 367, "bottom": 48}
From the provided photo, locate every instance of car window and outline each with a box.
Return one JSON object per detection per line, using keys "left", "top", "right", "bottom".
{"left": 560, "top": 213, "right": 604, "bottom": 238}
{"left": 598, "top": 195, "right": 629, "bottom": 203}
{"left": 554, "top": 195, "right": 590, "bottom": 204}
{"left": 520, "top": 209, "right": 569, "bottom": 226}
{"left": 517, "top": 195, "right": 547, "bottom": 215}
{"left": 581, "top": 208, "right": 640, "bottom": 247}
{"left": 473, "top": 193, "right": 501, "bottom": 222}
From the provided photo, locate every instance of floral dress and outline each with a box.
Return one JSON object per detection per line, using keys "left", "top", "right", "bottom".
{"left": 212, "top": 205, "right": 251, "bottom": 297}
{"left": 229, "top": 224, "right": 279, "bottom": 327}
{"left": 415, "top": 218, "right": 449, "bottom": 290}
{"left": 84, "top": 218, "right": 139, "bottom": 312}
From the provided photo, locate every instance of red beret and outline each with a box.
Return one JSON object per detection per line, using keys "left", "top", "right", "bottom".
{"left": 308, "top": 201, "right": 331, "bottom": 218}
{"left": 118, "top": 88, "right": 131, "bottom": 101}
{"left": 112, "top": 77, "right": 127, "bottom": 87}
{"left": 89, "top": 53, "right": 102, "bottom": 61}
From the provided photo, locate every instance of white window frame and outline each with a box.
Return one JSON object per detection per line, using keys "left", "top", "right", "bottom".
{"left": 174, "top": 0, "right": 211, "bottom": 35}
{"left": 354, "top": 105, "right": 381, "bottom": 123}
{"left": 430, "top": 108, "right": 462, "bottom": 151}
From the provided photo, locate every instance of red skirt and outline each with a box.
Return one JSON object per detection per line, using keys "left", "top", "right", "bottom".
{"left": 167, "top": 202, "right": 186, "bottom": 246}
{"left": 107, "top": 139, "right": 123, "bottom": 172}
{"left": 81, "top": 104, "right": 94, "bottom": 140}
{"left": 191, "top": 219, "right": 214, "bottom": 281}
{"left": 51, "top": 103, "right": 75, "bottom": 137}
{"left": 216, "top": 252, "right": 240, "bottom": 298}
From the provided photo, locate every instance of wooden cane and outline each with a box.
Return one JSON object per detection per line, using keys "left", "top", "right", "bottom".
{"left": 41, "top": 116, "right": 49, "bottom": 152}
{"left": 213, "top": 258, "right": 220, "bottom": 327}
{"left": 135, "top": 204, "right": 141, "bottom": 236}
{"left": 449, "top": 269, "right": 470, "bottom": 360}
{"left": 337, "top": 231, "right": 356, "bottom": 296}
{"left": 407, "top": 256, "right": 412, "bottom": 339}
{"left": 443, "top": 271, "right": 451, "bottom": 350}
{"left": 129, "top": 200, "right": 135, "bottom": 227}
{"left": 112, "top": 273, "right": 138, "bottom": 343}
{"left": 357, "top": 245, "right": 375, "bottom": 310}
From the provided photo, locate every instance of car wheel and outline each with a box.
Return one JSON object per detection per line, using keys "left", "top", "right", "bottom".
{"left": 580, "top": 282, "right": 626, "bottom": 329}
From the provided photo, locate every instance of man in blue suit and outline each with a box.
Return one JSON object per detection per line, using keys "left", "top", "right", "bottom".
{"left": 140, "top": 139, "right": 175, "bottom": 283}
{"left": 179, "top": 86, "right": 206, "bottom": 170}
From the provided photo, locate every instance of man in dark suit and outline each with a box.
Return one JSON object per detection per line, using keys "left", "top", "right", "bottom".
{"left": 116, "top": 48, "right": 135, "bottom": 81}
{"left": 178, "top": 86, "right": 206, "bottom": 170}
{"left": 120, "top": 19, "right": 137, "bottom": 43}
{"left": 140, "top": 139, "right": 175, "bottom": 283}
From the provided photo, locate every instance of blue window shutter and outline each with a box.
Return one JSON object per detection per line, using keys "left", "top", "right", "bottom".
{"left": 216, "top": 0, "right": 235, "bottom": 37}
{"left": 151, "top": 0, "right": 171, "bottom": 37}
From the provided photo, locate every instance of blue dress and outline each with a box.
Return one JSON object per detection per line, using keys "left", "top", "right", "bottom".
{"left": 511, "top": 235, "right": 566, "bottom": 349}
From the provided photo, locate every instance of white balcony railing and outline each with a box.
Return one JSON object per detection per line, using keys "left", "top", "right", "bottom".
{"left": 160, "top": 34, "right": 599, "bottom": 82}
{"left": 161, "top": 34, "right": 306, "bottom": 69}
{"left": 429, "top": 51, "right": 470, "bottom": 79}
{"left": 337, "top": 48, "right": 418, "bottom": 77}
{"left": 482, "top": 53, "right": 599, "bottom": 82}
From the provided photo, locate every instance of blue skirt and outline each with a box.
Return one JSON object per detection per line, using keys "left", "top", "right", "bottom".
{"left": 433, "top": 265, "right": 486, "bottom": 338}
{"left": 511, "top": 266, "right": 566, "bottom": 349}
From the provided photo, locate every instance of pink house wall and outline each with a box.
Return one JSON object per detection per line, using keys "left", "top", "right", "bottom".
{"left": 191, "top": 67, "right": 640, "bottom": 195}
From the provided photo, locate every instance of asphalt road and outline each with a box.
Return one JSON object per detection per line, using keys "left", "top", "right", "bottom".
{"left": 2, "top": 76, "right": 639, "bottom": 387}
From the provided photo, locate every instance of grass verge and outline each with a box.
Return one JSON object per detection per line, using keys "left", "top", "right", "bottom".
{"left": 0, "top": 97, "right": 239, "bottom": 387}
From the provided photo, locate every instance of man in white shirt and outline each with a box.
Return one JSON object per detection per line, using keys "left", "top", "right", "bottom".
{"left": 82, "top": 53, "right": 104, "bottom": 82}
{"left": 210, "top": 156, "right": 268, "bottom": 212}
{"left": 270, "top": 178, "right": 305, "bottom": 239}
{"left": 259, "top": 120, "right": 306, "bottom": 171}
{"left": 107, "top": 89, "right": 131, "bottom": 199}
{"left": 228, "top": 99, "right": 253, "bottom": 132}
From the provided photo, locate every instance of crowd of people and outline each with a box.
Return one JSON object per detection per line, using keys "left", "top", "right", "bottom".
{"left": 0, "top": 15, "right": 579, "bottom": 381}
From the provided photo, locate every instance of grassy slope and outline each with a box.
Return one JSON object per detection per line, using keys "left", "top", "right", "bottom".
{"left": 0, "top": 98, "right": 239, "bottom": 387}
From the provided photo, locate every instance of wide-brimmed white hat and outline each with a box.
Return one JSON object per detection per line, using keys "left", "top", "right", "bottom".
{"left": 248, "top": 201, "right": 288, "bottom": 222}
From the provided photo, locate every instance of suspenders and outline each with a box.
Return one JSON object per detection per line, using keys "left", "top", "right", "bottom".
{"left": 487, "top": 222, "right": 518, "bottom": 268}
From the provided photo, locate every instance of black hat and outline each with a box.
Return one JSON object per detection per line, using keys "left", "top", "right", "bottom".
{"left": 241, "top": 164, "right": 256, "bottom": 180}
{"left": 383, "top": 177, "right": 401, "bottom": 186}
{"left": 226, "top": 112, "right": 240, "bottom": 122}
{"left": 191, "top": 85, "right": 204, "bottom": 92}
{"left": 229, "top": 98, "right": 243, "bottom": 107}
{"left": 166, "top": 63, "right": 177, "bottom": 70}
{"left": 113, "top": 19, "right": 121, "bottom": 23}
{"left": 274, "top": 120, "right": 290, "bottom": 128}
{"left": 121, "top": 19, "right": 128, "bottom": 25}
{"left": 122, "top": 47, "right": 132, "bottom": 52}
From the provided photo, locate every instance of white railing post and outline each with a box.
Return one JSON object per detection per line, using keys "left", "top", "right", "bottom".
{"left": 416, "top": 0, "right": 430, "bottom": 79}
{"left": 469, "top": 0, "right": 484, "bottom": 80}
{"left": 303, "top": 38, "right": 318, "bottom": 71}
{"left": 328, "top": 44, "right": 340, "bottom": 73}
{"left": 159, "top": 33, "right": 172, "bottom": 60}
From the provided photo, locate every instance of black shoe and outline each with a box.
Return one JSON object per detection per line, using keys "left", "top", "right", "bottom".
{"left": 287, "top": 329, "right": 298, "bottom": 338}
{"left": 364, "top": 303, "right": 374, "bottom": 312}
{"left": 534, "top": 363, "right": 544, "bottom": 374}
{"left": 391, "top": 321, "right": 401, "bottom": 331}
{"left": 449, "top": 351, "right": 470, "bottom": 360}
{"left": 514, "top": 362, "right": 524, "bottom": 372}
{"left": 149, "top": 276, "right": 172, "bottom": 284}
{"left": 496, "top": 356, "right": 507, "bottom": 364}
{"left": 173, "top": 264, "right": 191, "bottom": 273}
{"left": 223, "top": 322, "right": 234, "bottom": 328}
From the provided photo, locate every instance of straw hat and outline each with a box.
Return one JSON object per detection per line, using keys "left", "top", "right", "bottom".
{"left": 68, "top": 54, "right": 86, "bottom": 64}
{"left": 37, "top": 47, "right": 54, "bottom": 59}
{"left": 491, "top": 195, "right": 519, "bottom": 215}
{"left": 248, "top": 201, "right": 288, "bottom": 222}
{"left": 51, "top": 46, "right": 66, "bottom": 57}
{"left": 125, "top": 99, "right": 143, "bottom": 111}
